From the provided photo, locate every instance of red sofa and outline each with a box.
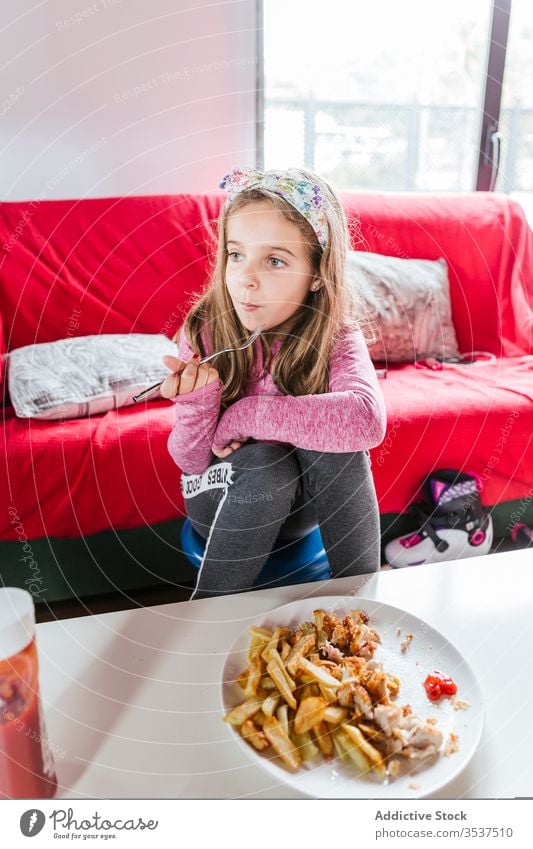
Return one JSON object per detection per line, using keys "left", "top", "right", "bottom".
{"left": 1, "top": 191, "right": 532, "bottom": 600}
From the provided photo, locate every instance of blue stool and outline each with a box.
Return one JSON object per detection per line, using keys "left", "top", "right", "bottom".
{"left": 181, "top": 517, "right": 331, "bottom": 589}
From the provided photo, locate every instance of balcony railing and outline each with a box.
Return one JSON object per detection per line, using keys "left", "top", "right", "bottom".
{"left": 264, "top": 97, "right": 533, "bottom": 193}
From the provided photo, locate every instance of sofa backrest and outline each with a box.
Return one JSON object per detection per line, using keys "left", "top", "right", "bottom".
{"left": 341, "top": 191, "right": 532, "bottom": 357}
{"left": 1, "top": 190, "right": 531, "bottom": 357}
{"left": 0, "top": 193, "right": 222, "bottom": 353}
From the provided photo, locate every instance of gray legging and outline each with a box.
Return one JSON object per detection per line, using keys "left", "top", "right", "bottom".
{"left": 180, "top": 439, "right": 381, "bottom": 600}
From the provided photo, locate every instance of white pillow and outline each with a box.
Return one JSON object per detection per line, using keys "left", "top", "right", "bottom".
{"left": 346, "top": 251, "right": 460, "bottom": 362}
{"left": 7, "top": 334, "right": 177, "bottom": 419}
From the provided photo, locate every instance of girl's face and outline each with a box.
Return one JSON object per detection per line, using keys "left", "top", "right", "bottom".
{"left": 224, "top": 201, "right": 320, "bottom": 334}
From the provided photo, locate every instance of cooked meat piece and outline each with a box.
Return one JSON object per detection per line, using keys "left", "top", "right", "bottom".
{"left": 319, "top": 640, "right": 344, "bottom": 663}
{"left": 373, "top": 704, "right": 404, "bottom": 736}
{"left": 361, "top": 669, "right": 392, "bottom": 704}
{"left": 321, "top": 614, "right": 340, "bottom": 641}
{"left": 387, "top": 674, "right": 401, "bottom": 699}
{"left": 352, "top": 684, "right": 374, "bottom": 719}
{"left": 357, "top": 631, "right": 380, "bottom": 659}
{"left": 403, "top": 722, "right": 444, "bottom": 760}
{"left": 337, "top": 679, "right": 358, "bottom": 708}
{"left": 383, "top": 730, "right": 407, "bottom": 757}
{"left": 341, "top": 656, "right": 366, "bottom": 678}
{"left": 355, "top": 610, "right": 369, "bottom": 625}
{"left": 314, "top": 660, "right": 343, "bottom": 680}
{"left": 331, "top": 620, "right": 350, "bottom": 650}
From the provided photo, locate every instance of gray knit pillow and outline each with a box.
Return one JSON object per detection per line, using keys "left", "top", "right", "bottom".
{"left": 347, "top": 251, "right": 460, "bottom": 362}
{"left": 7, "top": 334, "right": 177, "bottom": 419}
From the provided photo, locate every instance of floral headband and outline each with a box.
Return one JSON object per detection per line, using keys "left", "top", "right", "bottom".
{"left": 218, "top": 166, "right": 330, "bottom": 249}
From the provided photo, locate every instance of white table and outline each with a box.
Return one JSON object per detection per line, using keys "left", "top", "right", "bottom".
{"left": 36, "top": 549, "right": 533, "bottom": 799}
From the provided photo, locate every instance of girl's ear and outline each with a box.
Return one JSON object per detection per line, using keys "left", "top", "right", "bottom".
{"left": 310, "top": 277, "right": 322, "bottom": 292}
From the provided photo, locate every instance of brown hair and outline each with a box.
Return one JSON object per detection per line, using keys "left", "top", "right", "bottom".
{"left": 176, "top": 167, "right": 372, "bottom": 410}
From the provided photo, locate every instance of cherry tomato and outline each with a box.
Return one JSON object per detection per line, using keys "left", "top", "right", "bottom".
{"left": 423, "top": 670, "right": 458, "bottom": 701}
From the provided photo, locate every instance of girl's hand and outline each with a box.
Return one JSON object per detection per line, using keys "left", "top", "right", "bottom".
{"left": 160, "top": 354, "right": 219, "bottom": 398}
{"left": 212, "top": 440, "right": 246, "bottom": 459}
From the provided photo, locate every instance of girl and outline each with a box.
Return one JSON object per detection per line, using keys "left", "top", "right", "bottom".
{"left": 161, "top": 166, "right": 387, "bottom": 600}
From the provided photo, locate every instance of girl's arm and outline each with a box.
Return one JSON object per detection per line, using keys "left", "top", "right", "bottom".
{"left": 212, "top": 327, "right": 387, "bottom": 454}
{"left": 167, "top": 326, "right": 223, "bottom": 475}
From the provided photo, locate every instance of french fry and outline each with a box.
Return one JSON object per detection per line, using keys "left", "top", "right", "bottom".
{"left": 323, "top": 705, "right": 349, "bottom": 725}
{"left": 335, "top": 728, "right": 372, "bottom": 773}
{"left": 299, "top": 683, "right": 319, "bottom": 702}
{"left": 332, "top": 729, "right": 349, "bottom": 762}
{"left": 263, "top": 647, "right": 295, "bottom": 688}
{"left": 248, "top": 636, "right": 269, "bottom": 664}
{"left": 291, "top": 730, "right": 320, "bottom": 761}
{"left": 248, "top": 626, "right": 272, "bottom": 640}
{"left": 318, "top": 683, "right": 338, "bottom": 704}
{"left": 266, "top": 660, "right": 297, "bottom": 709}
{"left": 243, "top": 655, "right": 264, "bottom": 698}
{"left": 294, "top": 696, "right": 327, "bottom": 735}
{"left": 247, "top": 626, "right": 272, "bottom": 664}
{"left": 224, "top": 696, "right": 263, "bottom": 726}
{"left": 298, "top": 657, "right": 341, "bottom": 689}
{"left": 276, "top": 703, "right": 290, "bottom": 738}
{"left": 261, "top": 627, "right": 290, "bottom": 663}
{"left": 269, "top": 649, "right": 296, "bottom": 691}
{"left": 261, "top": 694, "right": 280, "bottom": 717}
{"left": 342, "top": 723, "right": 383, "bottom": 764}
{"left": 263, "top": 716, "right": 302, "bottom": 771}
{"left": 236, "top": 668, "right": 248, "bottom": 690}
{"left": 261, "top": 675, "right": 276, "bottom": 691}
{"left": 358, "top": 722, "right": 383, "bottom": 744}
{"left": 312, "top": 721, "right": 334, "bottom": 757}
{"left": 280, "top": 640, "right": 291, "bottom": 662}
{"left": 285, "top": 633, "right": 316, "bottom": 676}
{"left": 241, "top": 719, "right": 269, "bottom": 751}
{"left": 342, "top": 723, "right": 387, "bottom": 780}
{"left": 296, "top": 673, "right": 317, "bottom": 686}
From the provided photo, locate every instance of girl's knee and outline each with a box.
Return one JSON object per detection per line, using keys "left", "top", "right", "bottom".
{"left": 299, "top": 448, "right": 369, "bottom": 474}
{"left": 297, "top": 449, "right": 373, "bottom": 497}
{"left": 231, "top": 440, "right": 296, "bottom": 469}
{"left": 230, "top": 441, "right": 300, "bottom": 490}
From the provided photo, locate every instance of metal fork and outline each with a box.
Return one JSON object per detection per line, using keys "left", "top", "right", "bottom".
{"left": 132, "top": 324, "right": 265, "bottom": 403}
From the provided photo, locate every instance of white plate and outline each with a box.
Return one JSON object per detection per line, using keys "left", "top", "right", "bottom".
{"left": 220, "top": 596, "right": 484, "bottom": 798}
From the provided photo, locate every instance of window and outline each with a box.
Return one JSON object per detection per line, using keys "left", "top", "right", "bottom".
{"left": 260, "top": 0, "right": 530, "bottom": 213}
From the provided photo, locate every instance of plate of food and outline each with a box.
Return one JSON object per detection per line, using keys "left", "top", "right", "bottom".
{"left": 220, "top": 596, "right": 484, "bottom": 798}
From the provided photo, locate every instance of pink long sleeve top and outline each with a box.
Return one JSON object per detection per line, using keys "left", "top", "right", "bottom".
{"left": 167, "top": 324, "right": 387, "bottom": 475}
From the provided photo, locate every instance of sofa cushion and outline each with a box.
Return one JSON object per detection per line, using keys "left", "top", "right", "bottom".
{"left": 1, "top": 399, "right": 180, "bottom": 540}
{"left": 7, "top": 333, "right": 176, "bottom": 419}
{"left": 374, "top": 356, "right": 533, "bottom": 514}
{"left": 347, "top": 251, "right": 460, "bottom": 362}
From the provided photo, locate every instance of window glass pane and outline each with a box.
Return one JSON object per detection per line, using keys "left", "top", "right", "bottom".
{"left": 264, "top": 0, "right": 492, "bottom": 191}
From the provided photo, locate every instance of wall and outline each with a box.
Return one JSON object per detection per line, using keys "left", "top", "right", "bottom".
{"left": 0, "top": 0, "right": 258, "bottom": 200}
